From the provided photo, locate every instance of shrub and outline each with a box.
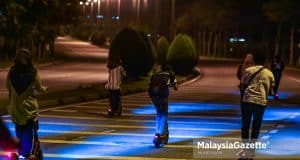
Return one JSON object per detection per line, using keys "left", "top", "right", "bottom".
{"left": 157, "top": 36, "right": 169, "bottom": 65}
{"left": 90, "top": 31, "right": 105, "bottom": 46}
{"left": 167, "top": 34, "right": 198, "bottom": 75}
{"left": 109, "top": 27, "right": 156, "bottom": 78}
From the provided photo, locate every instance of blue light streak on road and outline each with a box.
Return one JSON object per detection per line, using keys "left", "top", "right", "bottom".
{"left": 2, "top": 102, "right": 300, "bottom": 158}
{"left": 258, "top": 128, "right": 300, "bottom": 156}
{"left": 264, "top": 107, "right": 300, "bottom": 121}
{"left": 232, "top": 91, "right": 294, "bottom": 100}
{"left": 132, "top": 102, "right": 237, "bottom": 114}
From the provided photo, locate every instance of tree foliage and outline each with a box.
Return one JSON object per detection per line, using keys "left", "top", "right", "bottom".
{"left": 156, "top": 36, "right": 169, "bottom": 65}
{"left": 167, "top": 34, "right": 198, "bottom": 75}
{"left": 0, "top": 0, "right": 81, "bottom": 60}
{"left": 109, "top": 27, "right": 156, "bottom": 78}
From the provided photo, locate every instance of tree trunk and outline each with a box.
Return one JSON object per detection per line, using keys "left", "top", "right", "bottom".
{"left": 207, "top": 31, "right": 213, "bottom": 56}
{"left": 274, "top": 23, "right": 282, "bottom": 57}
{"left": 290, "top": 27, "right": 295, "bottom": 65}
{"left": 213, "top": 32, "right": 218, "bottom": 57}
{"left": 223, "top": 28, "right": 228, "bottom": 57}
{"left": 202, "top": 30, "right": 206, "bottom": 56}
{"left": 198, "top": 31, "right": 201, "bottom": 56}
{"left": 218, "top": 31, "right": 222, "bottom": 57}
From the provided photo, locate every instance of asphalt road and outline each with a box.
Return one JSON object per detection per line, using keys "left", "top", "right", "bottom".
{"left": 0, "top": 36, "right": 109, "bottom": 97}
{"left": 1, "top": 60, "right": 300, "bottom": 160}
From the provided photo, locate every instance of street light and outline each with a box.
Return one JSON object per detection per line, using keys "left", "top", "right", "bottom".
{"left": 79, "top": 1, "right": 85, "bottom": 17}
{"left": 136, "top": 0, "right": 140, "bottom": 24}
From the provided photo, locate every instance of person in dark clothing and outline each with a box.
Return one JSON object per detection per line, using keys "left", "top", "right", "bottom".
{"left": 271, "top": 55, "right": 285, "bottom": 100}
{"left": 239, "top": 51, "right": 275, "bottom": 159}
{"left": 149, "top": 64, "right": 178, "bottom": 147}
{"left": 105, "top": 57, "right": 126, "bottom": 116}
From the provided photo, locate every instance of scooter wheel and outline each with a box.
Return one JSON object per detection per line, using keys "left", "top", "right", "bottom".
{"left": 153, "top": 134, "right": 161, "bottom": 148}
{"left": 8, "top": 153, "right": 18, "bottom": 160}
{"left": 108, "top": 108, "right": 113, "bottom": 118}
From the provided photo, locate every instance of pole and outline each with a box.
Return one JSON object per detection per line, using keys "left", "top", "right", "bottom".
{"left": 117, "top": 0, "right": 121, "bottom": 32}
{"left": 170, "top": 0, "right": 175, "bottom": 40}
{"left": 105, "top": 0, "right": 110, "bottom": 37}
{"left": 136, "top": 0, "right": 140, "bottom": 25}
{"left": 96, "top": 0, "right": 101, "bottom": 29}
{"left": 154, "top": 0, "right": 160, "bottom": 42}
{"left": 91, "top": 1, "right": 94, "bottom": 24}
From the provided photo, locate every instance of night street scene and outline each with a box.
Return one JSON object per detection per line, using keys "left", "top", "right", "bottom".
{"left": 1, "top": 0, "right": 300, "bottom": 159}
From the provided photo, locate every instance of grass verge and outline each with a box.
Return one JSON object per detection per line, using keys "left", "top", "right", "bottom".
{"left": 0, "top": 74, "right": 193, "bottom": 116}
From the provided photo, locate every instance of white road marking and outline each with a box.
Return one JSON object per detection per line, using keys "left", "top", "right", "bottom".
{"left": 0, "top": 152, "right": 188, "bottom": 160}
{"left": 4, "top": 119, "right": 240, "bottom": 132}
{"left": 40, "top": 139, "right": 194, "bottom": 148}
{"left": 8, "top": 128, "right": 202, "bottom": 138}
{"left": 269, "top": 130, "right": 279, "bottom": 134}
{"left": 52, "top": 109, "right": 77, "bottom": 113}
{"left": 34, "top": 114, "right": 256, "bottom": 126}
{"left": 72, "top": 105, "right": 239, "bottom": 115}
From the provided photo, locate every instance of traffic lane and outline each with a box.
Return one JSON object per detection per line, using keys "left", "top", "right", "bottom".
{"left": 0, "top": 62, "right": 108, "bottom": 98}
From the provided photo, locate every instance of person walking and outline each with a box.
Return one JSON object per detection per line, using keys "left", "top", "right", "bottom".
{"left": 148, "top": 64, "right": 178, "bottom": 147}
{"left": 239, "top": 51, "right": 275, "bottom": 159}
{"left": 271, "top": 55, "right": 285, "bottom": 100}
{"left": 105, "top": 57, "right": 126, "bottom": 117}
{"left": 6, "top": 48, "right": 47, "bottom": 159}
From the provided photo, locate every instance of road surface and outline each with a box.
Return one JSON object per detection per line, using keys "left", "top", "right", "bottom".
{"left": 2, "top": 60, "right": 300, "bottom": 159}
{"left": 0, "top": 36, "right": 109, "bottom": 97}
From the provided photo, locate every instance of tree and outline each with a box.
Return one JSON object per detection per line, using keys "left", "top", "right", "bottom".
{"left": 0, "top": 0, "right": 81, "bottom": 61}
{"left": 109, "top": 27, "right": 156, "bottom": 78}
{"left": 156, "top": 36, "right": 169, "bottom": 65}
{"left": 263, "top": 0, "right": 300, "bottom": 64}
{"left": 167, "top": 34, "right": 198, "bottom": 75}
{"left": 175, "top": 0, "right": 239, "bottom": 57}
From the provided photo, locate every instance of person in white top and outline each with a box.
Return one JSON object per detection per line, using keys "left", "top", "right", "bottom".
{"left": 239, "top": 50, "right": 275, "bottom": 158}
{"left": 105, "top": 57, "right": 126, "bottom": 115}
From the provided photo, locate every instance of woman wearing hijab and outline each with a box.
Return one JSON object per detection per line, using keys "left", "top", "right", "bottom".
{"left": 6, "top": 48, "right": 47, "bottom": 158}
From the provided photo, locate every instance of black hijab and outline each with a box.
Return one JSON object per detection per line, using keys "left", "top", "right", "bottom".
{"left": 9, "top": 49, "right": 37, "bottom": 95}
{"left": 9, "top": 63, "right": 37, "bottom": 95}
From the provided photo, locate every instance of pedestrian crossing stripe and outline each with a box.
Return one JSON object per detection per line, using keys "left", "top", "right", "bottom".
{"left": 40, "top": 139, "right": 195, "bottom": 148}
{"left": 44, "top": 153, "right": 189, "bottom": 160}
{"left": 0, "top": 152, "right": 189, "bottom": 160}
{"left": 4, "top": 120, "right": 241, "bottom": 132}
{"left": 72, "top": 105, "right": 239, "bottom": 115}
{"left": 54, "top": 111, "right": 242, "bottom": 120}
{"left": 38, "top": 114, "right": 240, "bottom": 126}
{"left": 6, "top": 127, "right": 224, "bottom": 138}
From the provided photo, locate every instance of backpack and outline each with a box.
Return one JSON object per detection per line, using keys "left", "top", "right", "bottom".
{"left": 149, "top": 72, "right": 170, "bottom": 98}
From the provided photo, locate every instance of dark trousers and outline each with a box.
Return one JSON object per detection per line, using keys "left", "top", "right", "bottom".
{"left": 15, "top": 120, "right": 35, "bottom": 158}
{"left": 109, "top": 89, "right": 121, "bottom": 111}
{"left": 273, "top": 73, "right": 282, "bottom": 95}
{"left": 241, "top": 102, "right": 266, "bottom": 140}
{"left": 151, "top": 96, "right": 168, "bottom": 135}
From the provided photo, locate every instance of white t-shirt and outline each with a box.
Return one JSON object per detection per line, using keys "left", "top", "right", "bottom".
{"left": 242, "top": 66, "right": 275, "bottom": 106}
{"left": 105, "top": 66, "right": 126, "bottom": 90}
